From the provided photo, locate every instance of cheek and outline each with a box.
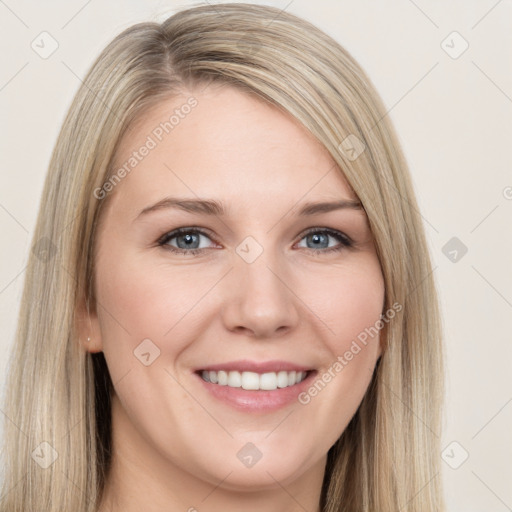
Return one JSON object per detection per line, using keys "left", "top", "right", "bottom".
{"left": 300, "top": 257, "right": 385, "bottom": 355}
{"left": 96, "top": 248, "right": 208, "bottom": 336}
{"left": 94, "top": 250, "right": 188, "bottom": 378}
{"left": 294, "top": 260, "right": 384, "bottom": 434}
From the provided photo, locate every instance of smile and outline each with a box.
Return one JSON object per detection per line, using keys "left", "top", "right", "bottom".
{"left": 200, "top": 370, "right": 309, "bottom": 390}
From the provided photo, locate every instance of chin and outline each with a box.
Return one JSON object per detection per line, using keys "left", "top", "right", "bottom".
{"left": 208, "top": 461, "right": 309, "bottom": 491}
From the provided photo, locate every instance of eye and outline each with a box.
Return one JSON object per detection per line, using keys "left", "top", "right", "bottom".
{"left": 157, "top": 226, "right": 353, "bottom": 256}
{"left": 157, "top": 227, "right": 216, "bottom": 255}
{"left": 296, "top": 228, "right": 353, "bottom": 255}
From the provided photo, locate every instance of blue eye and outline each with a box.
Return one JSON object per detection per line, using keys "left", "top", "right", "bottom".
{"left": 158, "top": 228, "right": 214, "bottom": 255}
{"left": 157, "top": 227, "right": 353, "bottom": 256}
{"left": 297, "top": 228, "right": 353, "bottom": 255}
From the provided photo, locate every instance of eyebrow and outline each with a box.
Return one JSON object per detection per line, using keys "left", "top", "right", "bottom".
{"left": 135, "top": 196, "right": 363, "bottom": 220}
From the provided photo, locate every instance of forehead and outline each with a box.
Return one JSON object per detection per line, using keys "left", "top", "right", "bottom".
{"left": 108, "top": 85, "right": 355, "bottom": 214}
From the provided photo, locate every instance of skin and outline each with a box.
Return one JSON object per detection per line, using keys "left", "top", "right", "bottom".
{"left": 80, "top": 84, "right": 385, "bottom": 512}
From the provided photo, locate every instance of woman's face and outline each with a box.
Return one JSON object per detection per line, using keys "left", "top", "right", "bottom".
{"left": 87, "top": 85, "right": 385, "bottom": 492}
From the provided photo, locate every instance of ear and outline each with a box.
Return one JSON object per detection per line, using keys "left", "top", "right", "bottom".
{"left": 376, "top": 322, "right": 387, "bottom": 360}
{"left": 377, "top": 297, "right": 388, "bottom": 359}
{"left": 373, "top": 338, "right": 383, "bottom": 364}
{"left": 76, "top": 297, "right": 103, "bottom": 353}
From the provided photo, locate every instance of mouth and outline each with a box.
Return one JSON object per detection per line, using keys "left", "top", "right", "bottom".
{"left": 193, "top": 360, "right": 317, "bottom": 411}
{"left": 197, "top": 369, "right": 312, "bottom": 391}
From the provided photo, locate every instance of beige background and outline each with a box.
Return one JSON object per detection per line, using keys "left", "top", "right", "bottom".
{"left": 1, "top": 0, "right": 511, "bottom": 509}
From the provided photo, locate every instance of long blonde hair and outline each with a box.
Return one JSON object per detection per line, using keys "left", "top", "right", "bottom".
{"left": 0, "top": 4, "right": 444, "bottom": 511}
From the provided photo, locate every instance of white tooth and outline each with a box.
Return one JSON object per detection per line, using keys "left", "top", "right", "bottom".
{"left": 217, "top": 370, "right": 228, "bottom": 385}
{"left": 260, "top": 372, "right": 278, "bottom": 390}
{"left": 241, "top": 371, "right": 260, "bottom": 390}
{"left": 227, "top": 371, "right": 242, "bottom": 387}
{"left": 204, "top": 369, "right": 308, "bottom": 389}
{"left": 277, "top": 371, "right": 289, "bottom": 388}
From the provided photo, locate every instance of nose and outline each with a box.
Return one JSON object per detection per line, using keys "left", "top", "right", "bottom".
{"left": 221, "top": 250, "right": 300, "bottom": 339}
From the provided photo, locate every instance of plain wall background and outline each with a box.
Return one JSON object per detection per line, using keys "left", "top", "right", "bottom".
{"left": 1, "top": 0, "right": 511, "bottom": 509}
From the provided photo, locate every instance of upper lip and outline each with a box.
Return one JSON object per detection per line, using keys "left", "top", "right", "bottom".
{"left": 196, "top": 360, "right": 314, "bottom": 373}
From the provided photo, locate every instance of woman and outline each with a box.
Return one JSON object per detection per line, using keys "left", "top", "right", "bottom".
{"left": 0, "top": 3, "right": 444, "bottom": 511}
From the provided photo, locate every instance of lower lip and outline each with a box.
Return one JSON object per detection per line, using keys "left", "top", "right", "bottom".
{"left": 195, "top": 371, "right": 317, "bottom": 413}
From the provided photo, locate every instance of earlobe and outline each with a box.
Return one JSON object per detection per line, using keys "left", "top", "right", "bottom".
{"left": 76, "top": 299, "right": 103, "bottom": 353}
{"left": 83, "top": 334, "right": 103, "bottom": 353}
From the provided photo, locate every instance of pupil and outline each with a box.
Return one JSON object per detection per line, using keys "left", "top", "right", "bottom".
{"left": 179, "top": 233, "right": 198, "bottom": 249}
{"left": 310, "top": 233, "right": 327, "bottom": 248}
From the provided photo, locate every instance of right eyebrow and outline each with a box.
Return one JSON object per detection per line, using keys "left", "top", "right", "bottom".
{"left": 136, "top": 197, "right": 225, "bottom": 219}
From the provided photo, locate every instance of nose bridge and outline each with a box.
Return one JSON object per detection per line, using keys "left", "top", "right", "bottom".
{"left": 221, "top": 237, "right": 300, "bottom": 337}
{"left": 238, "top": 244, "right": 285, "bottom": 298}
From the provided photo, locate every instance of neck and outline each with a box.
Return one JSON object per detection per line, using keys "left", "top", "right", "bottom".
{"left": 98, "top": 394, "right": 326, "bottom": 512}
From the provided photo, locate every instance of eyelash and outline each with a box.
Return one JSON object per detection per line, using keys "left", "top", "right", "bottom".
{"left": 156, "top": 227, "right": 353, "bottom": 256}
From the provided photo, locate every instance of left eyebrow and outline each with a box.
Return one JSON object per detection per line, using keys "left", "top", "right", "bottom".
{"left": 135, "top": 196, "right": 363, "bottom": 220}
{"left": 297, "top": 199, "right": 363, "bottom": 215}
